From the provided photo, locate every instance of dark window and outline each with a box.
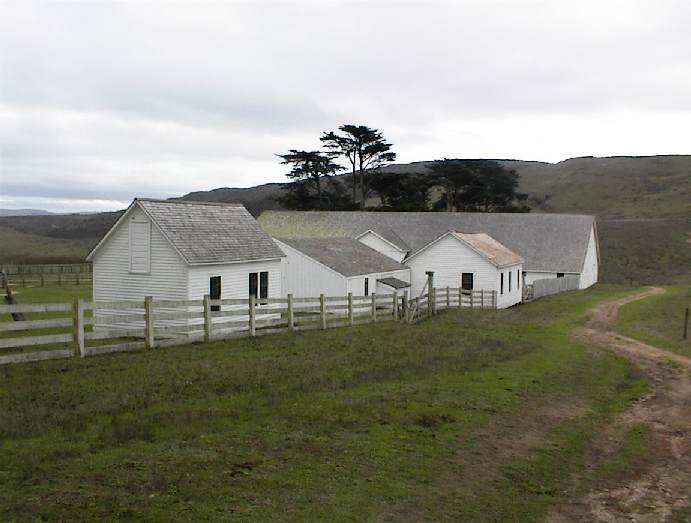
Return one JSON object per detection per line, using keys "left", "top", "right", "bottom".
{"left": 517, "top": 269, "right": 520, "bottom": 287}
{"left": 249, "top": 272, "right": 258, "bottom": 299}
{"left": 461, "top": 273, "right": 474, "bottom": 291}
{"left": 249, "top": 271, "right": 269, "bottom": 302}
{"left": 500, "top": 273, "right": 504, "bottom": 295}
{"left": 259, "top": 271, "right": 269, "bottom": 300}
{"left": 508, "top": 271, "right": 512, "bottom": 292}
{"left": 364, "top": 277, "right": 369, "bottom": 296}
{"left": 210, "top": 276, "right": 221, "bottom": 312}
{"left": 556, "top": 273, "right": 565, "bottom": 278}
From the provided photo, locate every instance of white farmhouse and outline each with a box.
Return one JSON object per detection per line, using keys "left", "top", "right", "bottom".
{"left": 274, "top": 237, "right": 410, "bottom": 298}
{"left": 404, "top": 231, "right": 523, "bottom": 309}
{"left": 86, "top": 198, "right": 285, "bottom": 304}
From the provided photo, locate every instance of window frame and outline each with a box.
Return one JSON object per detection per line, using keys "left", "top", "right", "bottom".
{"left": 500, "top": 272, "right": 504, "bottom": 295}
{"left": 461, "top": 272, "right": 474, "bottom": 291}
{"left": 209, "top": 276, "right": 221, "bottom": 312}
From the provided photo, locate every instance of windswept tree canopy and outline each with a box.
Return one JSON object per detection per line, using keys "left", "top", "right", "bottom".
{"left": 320, "top": 124, "right": 396, "bottom": 209}
{"left": 429, "top": 159, "right": 530, "bottom": 212}
{"left": 276, "top": 150, "right": 344, "bottom": 210}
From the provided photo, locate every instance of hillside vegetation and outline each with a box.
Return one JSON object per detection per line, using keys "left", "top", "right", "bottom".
{"left": 0, "top": 155, "right": 689, "bottom": 283}
{"left": 0, "top": 287, "right": 647, "bottom": 521}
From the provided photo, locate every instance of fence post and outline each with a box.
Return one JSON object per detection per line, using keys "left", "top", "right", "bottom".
{"left": 446, "top": 286, "right": 450, "bottom": 309}
{"left": 392, "top": 291, "right": 398, "bottom": 321}
{"left": 40, "top": 274, "right": 44, "bottom": 287}
{"left": 320, "top": 294, "right": 327, "bottom": 330}
{"left": 203, "top": 295, "right": 212, "bottom": 342}
{"left": 481, "top": 290, "right": 485, "bottom": 310}
{"left": 684, "top": 307, "right": 689, "bottom": 340}
{"left": 249, "top": 295, "right": 256, "bottom": 336}
{"left": 403, "top": 290, "right": 409, "bottom": 322}
{"left": 287, "top": 293, "right": 294, "bottom": 331}
{"left": 73, "top": 298, "right": 85, "bottom": 357}
{"left": 144, "top": 296, "right": 155, "bottom": 349}
{"left": 493, "top": 290, "right": 497, "bottom": 309}
{"left": 371, "top": 293, "right": 377, "bottom": 322}
{"left": 348, "top": 292, "right": 354, "bottom": 326}
{"left": 76, "top": 274, "right": 80, "bottom": 286}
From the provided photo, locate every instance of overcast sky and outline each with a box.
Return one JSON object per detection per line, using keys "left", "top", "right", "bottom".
{"left": 1, "top": 1, "right": 690, "bottom": 212}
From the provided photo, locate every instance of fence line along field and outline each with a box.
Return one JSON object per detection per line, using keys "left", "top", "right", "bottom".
{"left": 0, "top": 287, "right": 497, "bottom": 365}
{"left": 1, "top": 263, "right": 92, "bottom": 287}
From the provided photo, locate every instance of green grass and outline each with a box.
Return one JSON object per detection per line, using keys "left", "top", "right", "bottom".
{"left": 614, "top": 286, "right": 691, "bottom": 358}
{"left": 0, "top": 285, "right": 646, "bottom": 521}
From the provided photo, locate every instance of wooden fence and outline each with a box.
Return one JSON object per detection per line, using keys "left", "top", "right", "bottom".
{"left": 407, "top": 287, "right": 497, "bottom": 323}
{"left": 0, "top": 287, "right": 497, "bottom": 366}
{"left": 1, "top": 263, "right": 92, "bottom": 287}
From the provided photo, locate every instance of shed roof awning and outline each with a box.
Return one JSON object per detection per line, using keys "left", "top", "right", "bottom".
{"left": 377, "top": 277, "right": 410, "bottom": 289}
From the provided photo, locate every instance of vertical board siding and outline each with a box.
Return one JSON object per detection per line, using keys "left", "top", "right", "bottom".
{"left": 92, "top": 207, "right": 188, "bottom": 302}
{"left": 579, "top": 226, "right": 598, "bottom": 289}
{"left": 356, "top": 232, "right": 407, "bottom": 262}
{"left": 274, "top": 240, "right": 347, "bottom": 297}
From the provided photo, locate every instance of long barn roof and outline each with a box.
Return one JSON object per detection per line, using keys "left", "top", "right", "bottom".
{"left": 258, "top": 211, "right": 595, "bottom": 273}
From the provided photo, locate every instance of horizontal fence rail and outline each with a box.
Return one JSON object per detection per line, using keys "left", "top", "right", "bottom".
{"left": 0, "top": 287, "right": 500, "bottom": 365}
{"left": 1, "top": 263, "right": 93, "bottom": 288}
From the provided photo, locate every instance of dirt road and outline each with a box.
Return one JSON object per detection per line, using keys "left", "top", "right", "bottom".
{"left": 549, "top": 288, "right": 691, "bottom": 522}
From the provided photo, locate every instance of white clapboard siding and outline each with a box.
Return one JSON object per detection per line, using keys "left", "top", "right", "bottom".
{"left": 92, "top": 207, "right": 188, "bottom": 302}
{"left": 187, "top": 259, "right": 283, "bottom": 301}
{"left": 346, "top": 269, "right": 410, "bottom": 296}
{"left": 405, "top": 234, "right": 522, "bottom": 309}
{"left": 495, "top": 265, "right": 523, "bottom": 309}
{"left": 356, "top": 231, "right": 407, "bottom": 262}
{"left": 275, "top": 240, "right": 347, "bottom": 297}
{"left": 579, "top": 225, "right": 598, "bottom": 289}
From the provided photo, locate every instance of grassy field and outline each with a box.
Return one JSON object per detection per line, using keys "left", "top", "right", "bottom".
{"left": 0, "top": 225, "right": 94, "bottom": 264}
{"left": 0, "top": 285, "right": 648, "bottom": 522}
{"left": 614, "top": 286, "right": 691, "bottom": 358}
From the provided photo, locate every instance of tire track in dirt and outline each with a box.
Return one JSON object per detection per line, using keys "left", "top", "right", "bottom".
{"left": 549, "top": 287, "right": 691, "bottom": 523}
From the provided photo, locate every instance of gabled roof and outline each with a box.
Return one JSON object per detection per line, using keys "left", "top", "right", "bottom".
{"left": 275, "top": 237, "right": 408, "bottom": 277}
{"left": 451, "top": 232, "right": 523, "bottom": 268}
{"left": 88, "top": 198, "right": 284, "bottom": 265}
{"left": 258, "top": 211, "right": 596, "bottom": 273}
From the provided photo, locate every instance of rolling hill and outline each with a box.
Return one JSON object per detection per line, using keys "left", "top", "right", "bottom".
{"left": 1, "top": 155, "right": 689, "bottom": 283}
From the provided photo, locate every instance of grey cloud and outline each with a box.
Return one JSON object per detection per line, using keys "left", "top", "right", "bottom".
{"left": 1, "top": 1, "right": 691, "bottom": 212}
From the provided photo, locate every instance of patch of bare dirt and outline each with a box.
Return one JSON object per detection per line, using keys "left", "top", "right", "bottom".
{"left": 549, "top": 288, "right": 691, "bottom": 523}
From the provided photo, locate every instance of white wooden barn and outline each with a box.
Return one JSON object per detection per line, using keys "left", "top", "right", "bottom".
{"left": 86, "top": 198, "right": 285, "bottom": 304}
{"left": 405, "top": 231, "right": 524, "bottom": 309}
{"left": 274, "top": 237, "right": 410, "bottom": 298}
{"left": 258, "top": 211, "right": 600, "bottom": 301}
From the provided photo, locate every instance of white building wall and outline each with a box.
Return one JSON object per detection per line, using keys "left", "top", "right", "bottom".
{"left": 92, "top": 206, "right": 188, "bottom": 302}
{"left": 405, "top": 235, "right": 498, "bottom": 297}
{"left": 274, "top": 240, "right": 347, "bottom": 297}
{"left": 187, "top": 259, "right": 283, "bottom": 300}
{"left": 578, "top": 226, "right": 599, "bottom": 289}
{"left": 495, "top": 264, "right": 523, "bottom": 309}
{"left": 346, "top": 269, "right": 411, "bottom": 296}
{"left": 357, "top": 231, "right": 407, "bottom": 262}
